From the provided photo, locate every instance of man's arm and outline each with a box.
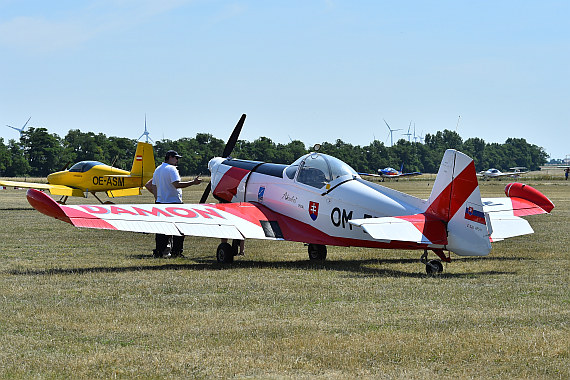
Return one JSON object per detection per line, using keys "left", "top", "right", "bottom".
{"left": 172, "top": 176, "right": 202, "bottom": 189}
{"left": 145, "top": 179, "right": 157, "bottom": 200}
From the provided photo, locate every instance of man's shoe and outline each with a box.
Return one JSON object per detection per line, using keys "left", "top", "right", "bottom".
{"left": 170, "top": 251, "right": 185, "bottom": 258}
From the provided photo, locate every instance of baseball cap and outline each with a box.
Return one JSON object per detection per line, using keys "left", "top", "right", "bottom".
{"left": 165, "top": 150, "right": 182, "bottom": 160}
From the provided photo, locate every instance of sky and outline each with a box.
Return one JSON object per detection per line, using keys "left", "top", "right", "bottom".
{"left": 1, "top": 0, "right": 569, "bottom": 159}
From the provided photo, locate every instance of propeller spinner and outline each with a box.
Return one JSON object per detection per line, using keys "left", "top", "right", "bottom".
{"left": 199, "top": 114, "right": 246, "bottom": 203}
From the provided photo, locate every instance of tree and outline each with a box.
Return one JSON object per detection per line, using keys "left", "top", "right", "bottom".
{"left": 21, "top": 127, "right": 63, "bottom": 176}
{"left": 4, "top": 139, "right": 31, "bottom": 177}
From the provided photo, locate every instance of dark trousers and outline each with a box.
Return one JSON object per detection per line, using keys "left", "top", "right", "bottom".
{"left": 155, "top": 202, "right": 185, "bottom": 253}
{"left": 155, "top": 234, "right": 185, "bottom": 253}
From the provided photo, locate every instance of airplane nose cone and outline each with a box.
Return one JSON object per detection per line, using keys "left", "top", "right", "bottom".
{"left": 208, "top": 157, "right": 225, "bottom": 174}
{"left": 46, "top": 172, "right": 58, "bottom": 184}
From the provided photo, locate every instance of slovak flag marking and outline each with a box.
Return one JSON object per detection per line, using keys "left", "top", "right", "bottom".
{"left": 309, "top": 201, "right": 319, "bottom": 221}
{"left": 465, "top": 206, "right": 486, "bottom": 225}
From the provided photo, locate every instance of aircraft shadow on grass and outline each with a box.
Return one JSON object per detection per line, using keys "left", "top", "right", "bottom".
{"left": 8, "top": 256, "right": 519, "bottom": 278}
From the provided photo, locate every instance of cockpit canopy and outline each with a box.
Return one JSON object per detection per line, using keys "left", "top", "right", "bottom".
{"left": 286, "top": 153, "right": 359, "bottom": 188}
{"left": 68, "top": 161, "right": 104, "bottom": 173}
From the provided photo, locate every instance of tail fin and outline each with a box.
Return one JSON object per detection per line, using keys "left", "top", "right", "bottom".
{"left": 425, "top": 149, "right": 492, "bottom": 256}
{"left": 130, "top": 142, "right": 156, "bottom": 186}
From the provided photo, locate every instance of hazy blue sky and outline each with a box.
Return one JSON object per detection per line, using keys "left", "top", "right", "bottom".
{"left": 1, "top": 0, "right": 568, "bottom": 159}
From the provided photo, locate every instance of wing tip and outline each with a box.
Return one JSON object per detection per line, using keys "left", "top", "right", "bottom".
{"left": 505, "top": 183, "right": 555, "bottom": 213}
{"left": 26, "top": 189, "right": 72, "bottom": 224}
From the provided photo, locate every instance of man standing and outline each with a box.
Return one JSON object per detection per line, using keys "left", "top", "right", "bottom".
{"left": 145, "top": 150, "right": 201, "bottom": 258}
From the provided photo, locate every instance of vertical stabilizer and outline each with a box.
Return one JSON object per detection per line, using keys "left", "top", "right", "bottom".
{"left": 425, "top": 149, "right": 491, "bottom": 256}
{"left": 130, "top": 142, "right": 156, "bottom": 186}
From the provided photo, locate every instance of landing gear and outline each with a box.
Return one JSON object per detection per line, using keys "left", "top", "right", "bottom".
{"left": 420, "top": 249, "right": 447, "bottom": 274}
{"left": 216, "top": 242, "right": 235, "bottom": 263}
{"left": 308, "top": 244, "right": 327, "bottom": 261}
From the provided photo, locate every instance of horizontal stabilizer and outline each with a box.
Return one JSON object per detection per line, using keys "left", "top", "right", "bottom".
{"left": 350, "top": 214, "right": 447, "bottom": 245}
{"left": 106, "top": 187, "right": 142, "bottom": 198}
{"left": 486, "top": 215, "right": 533, "bottom": 242}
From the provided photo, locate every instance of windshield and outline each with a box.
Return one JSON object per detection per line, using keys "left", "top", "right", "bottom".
{"left": 293, "top": 153, "right": 358, "bottom": 188}
{"left": 68, "top": 161, "right": 103, "bottom": 173}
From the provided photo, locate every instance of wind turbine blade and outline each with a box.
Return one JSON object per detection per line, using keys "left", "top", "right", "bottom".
{"left": 23, "top": 117, "right": 31, "bottom": 129}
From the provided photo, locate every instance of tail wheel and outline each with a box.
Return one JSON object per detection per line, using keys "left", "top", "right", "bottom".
{"left": 308, "top": 244, "right": 327, "bottom": 261}
{"left": 216, "top": 242, "right": 235, "bottom": 263}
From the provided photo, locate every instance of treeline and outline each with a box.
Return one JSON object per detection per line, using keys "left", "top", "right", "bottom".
{"left": 0, "top": 127, "right": 548, "bottom": 177}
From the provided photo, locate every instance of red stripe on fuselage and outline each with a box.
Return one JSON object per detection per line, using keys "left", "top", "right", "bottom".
{"left": 213, "top": 166, "right": 250, "bottom": 202}
{"left": 425, "top": 161, "right": 478, "bottom": 222}
{"left": 218, "top": 201, "right": 434, "bottom": 251}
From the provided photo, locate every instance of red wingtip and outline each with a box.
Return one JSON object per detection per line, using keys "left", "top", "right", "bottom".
{"left": 26, "top": 189, "right": 72, "bottom": 224}
{"left": 505, "top": 183, "right": 555, "bottom": 213}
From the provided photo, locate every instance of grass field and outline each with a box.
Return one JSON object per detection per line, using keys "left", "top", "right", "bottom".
{"left": 0, "top": 180, "right": 568, "bottom": 379}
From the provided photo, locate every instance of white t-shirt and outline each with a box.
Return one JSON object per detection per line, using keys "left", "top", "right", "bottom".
{"left": 152, "top": 162, "right": 182, "bottom": 203}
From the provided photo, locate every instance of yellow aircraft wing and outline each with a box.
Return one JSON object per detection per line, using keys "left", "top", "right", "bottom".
{"left": 0, "top": 180, "right": 84, "bottom": 197}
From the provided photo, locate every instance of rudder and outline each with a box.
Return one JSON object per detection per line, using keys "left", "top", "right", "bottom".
{"left": 425, "top": 149, "right": 491, "bottom": 256}
{"left": 130, "top": 142, "right": 156, "bottom": 186}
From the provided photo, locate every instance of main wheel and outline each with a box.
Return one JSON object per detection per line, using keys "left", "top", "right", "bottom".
{"left": 216, "top": 242, "right": 235, "bottom": 263}
{"left": 425, "top": 259, "right": 443, "bottom": 274}
{"left": 308, "top": 244, "right": 327, "bottom": 261}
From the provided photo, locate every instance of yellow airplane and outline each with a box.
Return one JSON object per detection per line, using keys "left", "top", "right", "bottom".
{"left": 0, "top": 142, "right": 155, "bottom": 204}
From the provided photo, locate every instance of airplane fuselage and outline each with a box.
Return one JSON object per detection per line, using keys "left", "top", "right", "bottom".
{"left": 47, "top": 163, "right": 143, "bottom": 192}
{"left": 209, "top": 154, "right": 433, "bottom": 250}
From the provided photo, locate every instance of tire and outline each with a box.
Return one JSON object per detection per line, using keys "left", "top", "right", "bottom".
{"left": 216, "top": 242, "right": 235, "bottom": 263}
{"left": 308, "top": 244, "right": 327, "bottom": 261}
{"left": 426, "top": 259, "right": 443, "bottom": 274}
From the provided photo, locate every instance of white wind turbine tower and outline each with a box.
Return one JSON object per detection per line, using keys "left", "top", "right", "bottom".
{"left": 384, "top": 119, "right": 402, "bottom": 147}
{"left": 138, "top": 114, "right": 154, "bottom": 143}
{"left": 403, "top": 121, "right": 412, "bottom": 142}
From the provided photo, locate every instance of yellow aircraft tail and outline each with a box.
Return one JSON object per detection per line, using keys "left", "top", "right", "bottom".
{"left": 130, "top": 142, "right": 156, "bottom": 186}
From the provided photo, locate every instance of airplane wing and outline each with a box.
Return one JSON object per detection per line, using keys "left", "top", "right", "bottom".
{"left": 26, "top": 188, "right": 284, "bottom": 241}
{"left": 0, "top": 180, "right": 84, "bottom": 197}
{"left": 357, "top": 172, "right": 382, "bottom": 178}
{"left": 397, "top": 171, "right": 422, "bottom": 177}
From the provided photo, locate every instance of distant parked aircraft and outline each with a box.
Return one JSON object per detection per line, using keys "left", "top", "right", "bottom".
{"left": 477, "top": 167, "right": 528, "bottom": 180}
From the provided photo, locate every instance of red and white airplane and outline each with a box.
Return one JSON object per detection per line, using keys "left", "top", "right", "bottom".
{"left": 26, "top": 115, "right": 554, "bottom": 273}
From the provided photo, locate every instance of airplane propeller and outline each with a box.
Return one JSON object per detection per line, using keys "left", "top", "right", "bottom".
{"left": 199, "top": 114, "right": 246, "bottom": 204}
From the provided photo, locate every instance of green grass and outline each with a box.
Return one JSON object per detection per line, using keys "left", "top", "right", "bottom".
{"left": 0, "top": 181, "right": 568, "bottom": 379}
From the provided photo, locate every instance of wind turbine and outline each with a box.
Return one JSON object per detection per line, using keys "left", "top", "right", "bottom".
{"left": 403, "top": 121, "right": 412, "bottom": 142}
{"left": 138, "top": 114, "right": 154, "bottom": 143}
{"left": 6, "top": 117, "right": 31, "bottom": 138}
{"left": 383, "top": 119, "right": 402, "bottom": 147}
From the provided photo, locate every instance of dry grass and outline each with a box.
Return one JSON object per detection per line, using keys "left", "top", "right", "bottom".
{"left": 0, "top": 180, "right": 568, "bottom": 379}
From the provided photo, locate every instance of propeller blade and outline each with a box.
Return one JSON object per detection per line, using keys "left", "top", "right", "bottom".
{"left": 199, "top": 114, "right": 246, "bottom": 203}
{"left": 199, "top": 182, "right": 211, "bottom": 204}
{"left": 222, "top": 114, "right": 246, "bottom": 158}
